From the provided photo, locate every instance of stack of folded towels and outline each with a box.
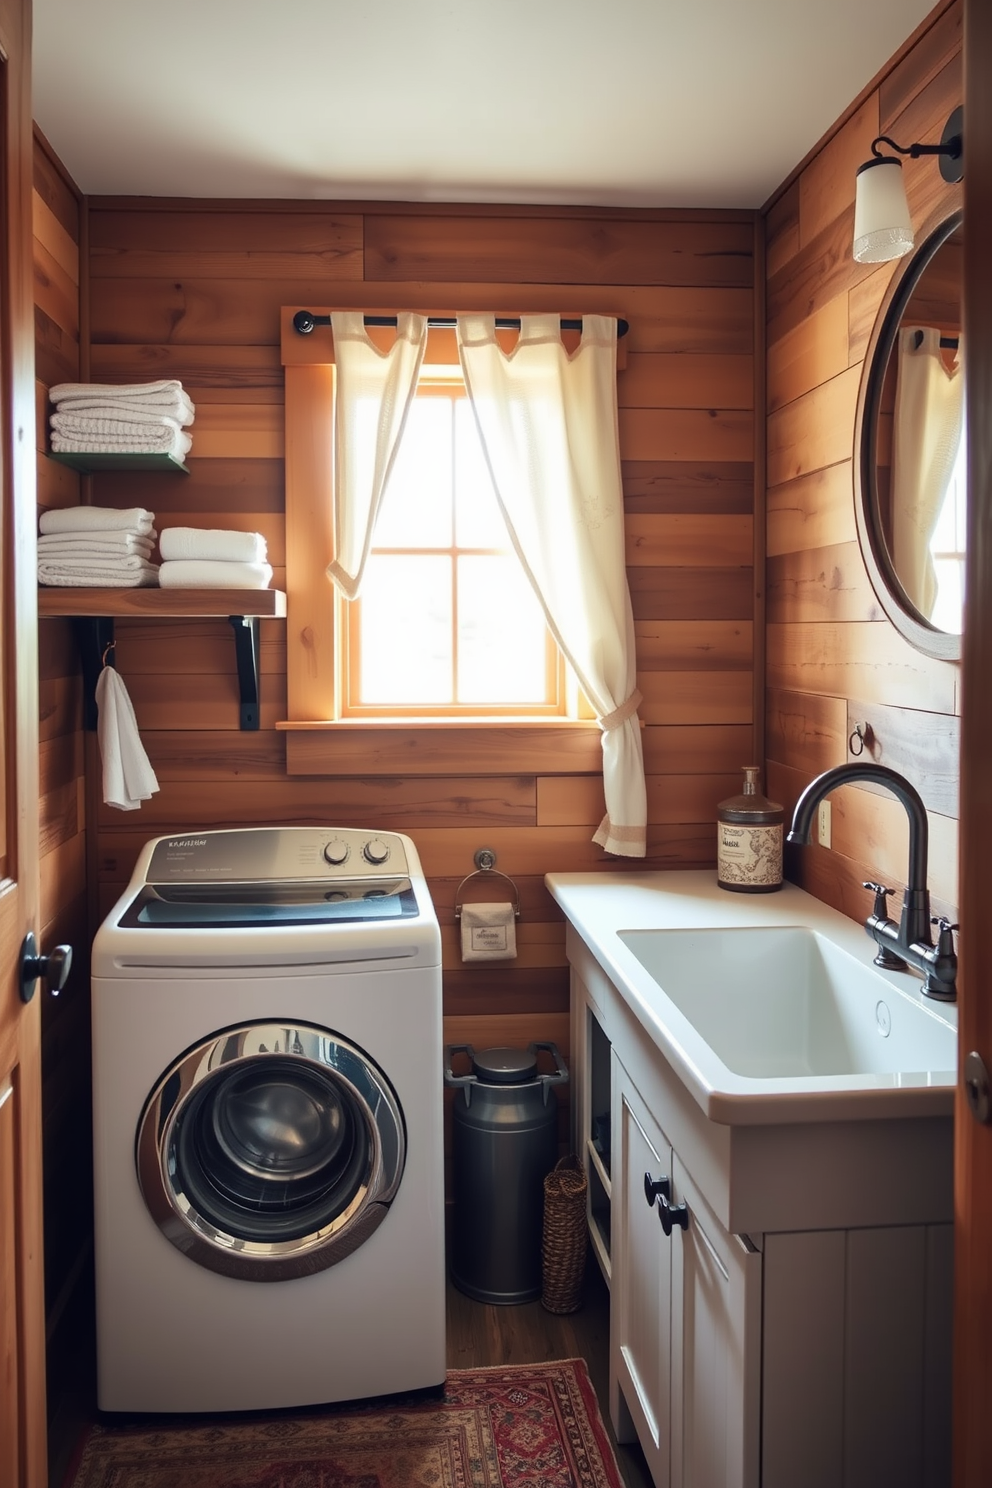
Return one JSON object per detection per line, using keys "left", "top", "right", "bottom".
{"left": 158, "top": 527, "right": 271, "bottom": 589}
{"left": 38, "top": 506, "right": 159, "bottom": 588}
{"left": 49, "top": 379, "right": 195, "bottom": 463}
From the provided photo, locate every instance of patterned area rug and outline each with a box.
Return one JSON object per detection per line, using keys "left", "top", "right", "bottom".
{"left": 67, "top": 1359, "right": 624, "bottom": 1488}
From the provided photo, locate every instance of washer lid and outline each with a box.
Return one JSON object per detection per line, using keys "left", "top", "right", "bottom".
{"left": 118, "top": 878, "right": 420, "bottom": 929}
{"left": 472, "top": 1047, "right": 538, "bottom": 1084}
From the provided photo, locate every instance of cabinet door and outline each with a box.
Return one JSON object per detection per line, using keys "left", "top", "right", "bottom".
{"left": 611, "top": 1058, "right": 673, "bottom": 1488}
{"left": 671, "top": 1157, "right": 761, "bottom": 1488}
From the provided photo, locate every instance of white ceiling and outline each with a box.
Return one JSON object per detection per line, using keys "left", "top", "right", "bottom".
{"left": 32, "top": 0, "right": 936, "bottom": 208}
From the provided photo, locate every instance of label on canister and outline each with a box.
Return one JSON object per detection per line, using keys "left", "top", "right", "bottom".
{"left": 717, "top": 823, "right": 783, "bottom": 888}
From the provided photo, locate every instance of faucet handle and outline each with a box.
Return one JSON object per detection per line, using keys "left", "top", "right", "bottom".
{"left": 863, "top": 882, "right": 895, "bottom": 918}
{"left": 931, "top": 916, "right": 959, "bottom": 952}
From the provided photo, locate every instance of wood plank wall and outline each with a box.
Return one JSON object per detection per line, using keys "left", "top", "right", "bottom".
{"left": 79, "top": 200, "right": 758, "bottom": 1084}
{"left": 32, "top": 133, "right": 91, "bottom": 1461}
{"left": 764, "top": 0, "right": 962, "bottom": 926}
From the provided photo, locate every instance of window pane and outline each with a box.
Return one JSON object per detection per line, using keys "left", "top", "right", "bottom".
{"left": 359, "top": 555, "right": 452, "bottom": 703}
{"left": 454, "top": 400, "right": 507, "bottom": 548}
{"left": 457, "top": 556, "right": 549, "bottom": 703}
{"left": 375, "top": 400, "right": 452, "bottom": 548}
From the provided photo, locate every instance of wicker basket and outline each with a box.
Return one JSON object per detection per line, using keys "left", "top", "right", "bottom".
{"left": 541, "top": 1155, "right": 588, "bottom": 1313}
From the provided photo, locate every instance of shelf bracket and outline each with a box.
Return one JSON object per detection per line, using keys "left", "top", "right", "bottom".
{"left": 229, "top": 614, "right": 261, "bottom": 730}
{"left": 72, "top": 616, "right": 115, "bottom": 732}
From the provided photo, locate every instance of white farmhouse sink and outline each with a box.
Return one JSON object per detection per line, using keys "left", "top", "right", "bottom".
{"left": 618, "top": 925, "right": 956, "bottom": 1080}
{"left": 545, "top": 871, "right": 957, "bottom": 1127}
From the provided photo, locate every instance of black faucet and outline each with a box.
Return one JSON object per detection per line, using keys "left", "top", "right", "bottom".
{"left": 786, "top": 764, "right": 957, "bottom": 1002}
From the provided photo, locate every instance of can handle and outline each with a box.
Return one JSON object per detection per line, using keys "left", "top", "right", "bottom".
{"left": 443, "top": 1044, "right": 478, "bottom": 1106}
{"left": 529, "top": 1041, "right": 569, "bottom": 1104}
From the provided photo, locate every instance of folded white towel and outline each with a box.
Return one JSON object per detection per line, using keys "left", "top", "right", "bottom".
{"left": 38, "top": 531, "right": 156, "bottom": 558}
{"left": 459, "top": 902, "right": 518, "bottom": 961}
{"left": 39, "top": 506, "right": 156, "bottom": 536}
{"left": 51, "top": 427, "right": 192, "bottom": 457}
{"left": 52, "top": 410, "right": 186, "bottom": 436}
{"left": 159, "top": 527, "right": 267, "bottom": 564}
{"left": 158, "top": 560, "right": 272, "bottom": 590}
{"left": 38, "top": 559, "right": 160, "bottom": 588}
{"left": 95, "top": 665, "right": 160, "bottom": 810}
{"left": 50, "top": 379, "right": 188, "bottom": 403}
{"left": 54, "top": 395, "right": 194, "bottom": 426}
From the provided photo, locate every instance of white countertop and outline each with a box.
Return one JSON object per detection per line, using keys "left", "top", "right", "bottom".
{"left": 546, "top": 870, "right": 957, "bottom": 1125}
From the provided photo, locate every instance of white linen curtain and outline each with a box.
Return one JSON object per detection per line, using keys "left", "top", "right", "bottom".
{"left": 891, "top": 325, "right": 964, "bottom": 620}
{"left": 456, "top": 313, "right": 646, "bottom": 858}
{"left": 325, "top": 311, "right": 428, "bottom": 598}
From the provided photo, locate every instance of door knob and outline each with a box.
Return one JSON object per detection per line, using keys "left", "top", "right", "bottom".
{"left": 964, "top": 1051, "right": 991, "bottom": 1125}
{"left": 19, "top": 932, "right": 73, "bottom": 1003}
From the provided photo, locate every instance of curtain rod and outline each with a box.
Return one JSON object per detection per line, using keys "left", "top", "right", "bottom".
{"left": 292, "top": 310, "right": 629, "bottom": 338}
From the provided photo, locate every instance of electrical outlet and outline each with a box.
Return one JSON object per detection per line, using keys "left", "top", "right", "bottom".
{"left": 818, "top": 800, "right": 832, "bottom": 849}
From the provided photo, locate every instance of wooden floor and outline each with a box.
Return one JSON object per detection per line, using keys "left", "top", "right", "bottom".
{"left": 446, "top": 1259, "right": 653, "bottom": 1488}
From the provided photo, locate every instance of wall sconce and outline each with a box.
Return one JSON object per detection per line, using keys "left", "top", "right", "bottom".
{"left": 853, "top": 106, "right": 963, "bottom": 264}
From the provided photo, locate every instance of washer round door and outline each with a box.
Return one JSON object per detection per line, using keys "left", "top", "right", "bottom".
{"left": 135, "top": 1022, "right": 406, "bottom": 1281}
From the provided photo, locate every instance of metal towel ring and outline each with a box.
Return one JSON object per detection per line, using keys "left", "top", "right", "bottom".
{"left": 454, "top": 848, "right": 521, "bottom": 921}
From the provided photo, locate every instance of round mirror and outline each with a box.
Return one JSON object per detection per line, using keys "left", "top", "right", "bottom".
{"left": 855, "top": 205, "right": 964, "bottom": 661}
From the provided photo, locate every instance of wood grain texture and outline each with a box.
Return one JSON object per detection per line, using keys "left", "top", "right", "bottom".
{"left": 622, "top": 459, "right": 753, "bottom": 513}
{"left": 845, "top": 700, "right": 959, "bottom": 818}
{"left": 766, "top": 541, "right": 884, "bottom": 624}
{"left": 764, "top": 0, "right": 962, "bottom": 947}
{"left": 364, "top": 216, "right": 754, "bottom": 287}
{"left": 766, "top": 462, "right": 857, "bottom": 557}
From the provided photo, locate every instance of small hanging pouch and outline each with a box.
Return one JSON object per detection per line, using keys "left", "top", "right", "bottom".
{"left": 460, "top": 902, "right": 518, "bottom": 962}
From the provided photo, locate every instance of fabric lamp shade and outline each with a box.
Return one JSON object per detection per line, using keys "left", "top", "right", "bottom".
{"left": 853, "top": 157, "right": 914, "bottom": 263}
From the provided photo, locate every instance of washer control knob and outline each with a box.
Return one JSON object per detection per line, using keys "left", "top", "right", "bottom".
{"left": 363, "top": 838, "right": 390, "bottom": 865}
{"left": 323, "top": 839, "right": 350, "bottom": 866}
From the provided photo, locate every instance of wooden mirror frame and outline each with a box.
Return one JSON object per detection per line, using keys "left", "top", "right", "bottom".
{"left": 854, "top": 194, "right": 964, "bottom": 662}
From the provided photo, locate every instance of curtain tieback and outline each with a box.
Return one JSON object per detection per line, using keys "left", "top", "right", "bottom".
{"left": 598, "top": 689, "right": 642, "bottom": 732}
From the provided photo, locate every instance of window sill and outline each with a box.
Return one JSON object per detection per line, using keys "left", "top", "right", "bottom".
{"left": 279, "top": 718, "right": 602, "bottom": 777}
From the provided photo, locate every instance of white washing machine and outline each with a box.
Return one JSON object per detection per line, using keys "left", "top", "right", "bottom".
{"left": 90, "top": 826, "right": 445, "bottom": 1414}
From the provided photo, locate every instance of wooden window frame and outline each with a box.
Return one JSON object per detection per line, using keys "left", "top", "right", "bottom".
{"left": 279, "top": 305, "right": 604, "bottom": 775}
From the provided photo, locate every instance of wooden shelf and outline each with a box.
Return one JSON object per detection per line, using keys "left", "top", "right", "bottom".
{"left": 39, "top": 589, "right": 286, "bottom": 730}
{"left": 46, "top": 451, "right": 190, "bottom": 475}
{"left": 38, "top": 588, "right": 286, "bottom": 619}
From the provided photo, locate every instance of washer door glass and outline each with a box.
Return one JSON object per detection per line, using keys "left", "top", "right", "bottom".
{"left": 136, "top": 1023, "right": 405, "bottom": 1281}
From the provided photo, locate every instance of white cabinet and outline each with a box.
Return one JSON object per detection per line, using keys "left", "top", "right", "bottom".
{"left": 611, "top": 1056, "right": 761, "bottom": 1488}
{"left": 567, "top": 931, "right": 951, "bottom": 1488}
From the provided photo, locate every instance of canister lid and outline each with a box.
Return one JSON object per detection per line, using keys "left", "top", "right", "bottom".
{"left": 472, "top": 1046, "right": 538, "bottom": 1084}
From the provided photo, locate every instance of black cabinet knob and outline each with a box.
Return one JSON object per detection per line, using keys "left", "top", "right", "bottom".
{"left": 658, "top": 1194, "right": 689, "bottom": 1236}
{"left": 643, "top": 1171, "right": 671, "bottom": 1207}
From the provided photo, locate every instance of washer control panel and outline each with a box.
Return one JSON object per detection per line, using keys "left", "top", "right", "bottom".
{"left": 147, "top": 828, "right": 408, "bottom": 884}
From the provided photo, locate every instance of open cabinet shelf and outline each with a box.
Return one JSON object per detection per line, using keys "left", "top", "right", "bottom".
{"left": 46, "top": 450, "right": 190, "bottom": 474}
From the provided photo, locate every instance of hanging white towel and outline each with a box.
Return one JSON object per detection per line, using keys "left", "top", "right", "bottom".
{"left": 459, "top": 902, "right": 518, "bottom": 962}
{"left": 95, "top": 666, "right": 160, "bottom": 811}
{"left": 158, "top": 560, "right": 272, "bottom": 590}
{"left": 159, "top": 527, "right": 267, "bottom": 563}
{"left": 39, "top": 506, "right": 156, "bottom": 536}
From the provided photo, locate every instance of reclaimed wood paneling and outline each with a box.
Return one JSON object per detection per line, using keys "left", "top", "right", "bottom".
{"left": 764, "top": 0, "right": 962, "bottom": 930}
{"left": 71, "top": 195, "right": 759, "bottom": 1217}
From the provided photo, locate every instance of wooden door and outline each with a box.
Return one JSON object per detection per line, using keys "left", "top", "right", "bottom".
{"left": 0, "top": 0, "right": 46, "bottom": 1484}
{"left": 956, "top": 1, "right": 992, "bottom": 1481}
